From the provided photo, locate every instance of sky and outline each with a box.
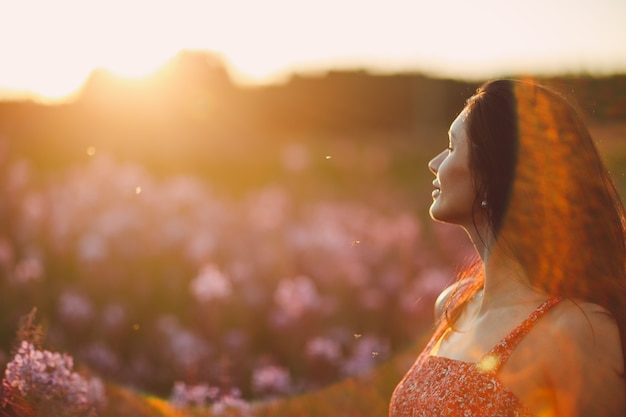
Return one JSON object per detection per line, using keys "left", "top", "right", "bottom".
{"left": 1, "top": 0, "right": 625, "bottom": 102}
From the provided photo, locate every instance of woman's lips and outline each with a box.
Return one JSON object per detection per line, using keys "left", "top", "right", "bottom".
{"left": 431, "top": 180, "right": 440, "bottom": 199}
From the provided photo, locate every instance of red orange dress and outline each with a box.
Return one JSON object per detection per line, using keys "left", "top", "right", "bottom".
{"left": 389, "top": 296, "right": 561, "bottom": 417}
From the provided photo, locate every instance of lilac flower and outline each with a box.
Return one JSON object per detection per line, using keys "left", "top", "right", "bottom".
{"left": 85, "top": 376, "right": 107, "bottom": 410}
{"left": 100, "top": 303, "right": 127, "bottom": 332}
{"left": 57, "top": 290, "right": 95, "bottom": 327}
{"left": 210, "top": 393, "right": 253, "bottom": 417}
{"left": 190, "top": 264, "right": 232, "bottom": 303}
{"left": 77, "top": 233, "right": 108, "bottom": 262}
{"left": 12, "top": 255, "right": 44, "bottom": 285}
{"left": 155, "top": 315, "right": 212, "bottom": 371}
{"left": 170, "top": 382, "right": 251, "bottom": 416}
{"left": 169, "top": 331, "right": 211, "bottom": 370}
{"left": 170, "top": 381, "right": 218, "bottom": 408}
{"left": 305, "top": 337, "right": 342, "bottom": 363}
{"left": 251, "top": 364, "right": 292, "bottom": 397}
{"left": 341, "top": 336, "right": 390, "bottom": 377}
{"left": 274, "top": 275, "right": 320, "bottom": 319}
{"left": 2, "top": 341, "right": 104, "bottom": 414}
{"left": 169, "top": 381, "right": 190, "bottom": 407}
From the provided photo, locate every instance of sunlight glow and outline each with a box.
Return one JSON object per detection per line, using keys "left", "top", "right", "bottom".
{"left": 476, "top": 354, "right": 499, "bottom": 373}
{"left": 0, "top": 0, "right": 625, "bottom": 102}
{"left": 100, "top": 53, "right": 175, "bottom": 79}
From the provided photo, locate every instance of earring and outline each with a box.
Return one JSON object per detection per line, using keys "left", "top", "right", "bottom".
{"left": 481, "top": 200, "right": 488, "bottom": 208}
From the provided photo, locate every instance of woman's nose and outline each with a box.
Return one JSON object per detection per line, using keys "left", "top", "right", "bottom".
{"left": 428, "top": 151, "right": 444, "bottom": 174}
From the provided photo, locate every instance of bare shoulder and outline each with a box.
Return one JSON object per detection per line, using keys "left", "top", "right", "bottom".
{"left": 547, "top": 300, "right": 622, "bottom": 362}
{"left": 433, "top": 278, "right": 473, "bottom": 320}
{"left": 541, "top": 299, "right": 625, "bottom": 416}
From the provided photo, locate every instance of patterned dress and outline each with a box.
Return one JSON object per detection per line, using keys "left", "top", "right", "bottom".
{"left": 389, "top": 297, "right": 561, "bottom": 417}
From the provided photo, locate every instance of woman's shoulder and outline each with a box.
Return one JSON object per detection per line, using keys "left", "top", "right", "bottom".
{"left": 543, "top": 299, "right": 622, "bottom": 369}
{"left": 433, "top": 277, "right": 475, "bottom": 320}
{"left": 539, "top": 299, "right": 625, "bottom": 415}
{"left": 546, "top": 299, "right": 621, "bottom": 350}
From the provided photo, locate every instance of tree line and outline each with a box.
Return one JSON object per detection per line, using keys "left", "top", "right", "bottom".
{"left": 0, "top": 50, "right": 624, "bottom": 176}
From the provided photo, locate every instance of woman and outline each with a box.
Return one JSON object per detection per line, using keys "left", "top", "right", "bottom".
{"left": 389, "top": 80, "right": 626, "bottom": 416}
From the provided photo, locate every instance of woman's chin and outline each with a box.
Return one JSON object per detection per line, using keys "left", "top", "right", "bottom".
{"left": 428, "top": 205, "right": 463, "bottom": 226}
{"left": 428, "top": 203, "right": 443, "bottom": 222}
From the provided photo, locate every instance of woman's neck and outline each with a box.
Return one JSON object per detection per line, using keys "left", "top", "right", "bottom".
{"left": 470, "top": 232, "right": 546, "bottom": 314}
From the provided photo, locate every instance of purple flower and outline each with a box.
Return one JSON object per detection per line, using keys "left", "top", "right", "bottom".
{"left": 190, "top": 264, "right": 232, "bottom": 303}
{"left": 341, "top": 336, "right": 390, "bottom": 376}
{"left": 57, "top": 290, "right": 94, "bottom": 327}
{"left": 170, "top": 382, "right": 250, "bottom": 415}
{"left": 274, "top": 275, "right": 320, "bottom": 319}
{"left": 2, "top": 341, "right": 105, "bottom": 414}
{"left": 170, "top": 381, "right": 218, "bottom": 408}
{"left": 12, "top": 255, "right": 44, "bottom": 285}
{"left": 251, "top": 364, "right": 292, "bottom": 397}
{"left": 305, "top": 337, "right": 342, "bottom": 363}
{"left": 210, "top": 394, "right": 252, "bottom": 417}
{"left": 155, "top": 315, "right": 211, "bottom": 371}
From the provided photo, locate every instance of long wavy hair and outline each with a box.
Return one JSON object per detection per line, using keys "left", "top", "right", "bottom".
{"left": 444, "top": 79, "right": 626, "bottom": 376}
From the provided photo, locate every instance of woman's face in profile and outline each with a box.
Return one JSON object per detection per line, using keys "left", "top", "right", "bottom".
{"left": 428, "top": 110, "right": 478, "bottom": 227}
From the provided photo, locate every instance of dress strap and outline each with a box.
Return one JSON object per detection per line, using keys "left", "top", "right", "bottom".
{"left": 477, "top": 296, "right": 561, "bottom": 374}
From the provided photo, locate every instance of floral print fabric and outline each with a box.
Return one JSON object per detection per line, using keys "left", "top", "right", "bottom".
{"left": 389, "top": 296, "right": 560, "bottom": 417}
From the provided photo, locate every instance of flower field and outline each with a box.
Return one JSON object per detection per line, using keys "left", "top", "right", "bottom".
{"left": 0, "top": 127, "right": 477, "bottom": 415}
